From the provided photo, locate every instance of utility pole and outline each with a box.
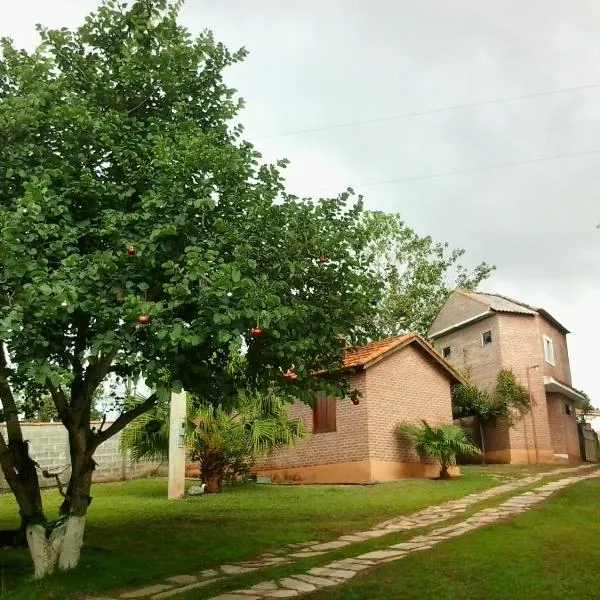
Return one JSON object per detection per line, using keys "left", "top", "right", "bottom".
{"left": 168, "top": 390, "right": 187, "bottom": 500}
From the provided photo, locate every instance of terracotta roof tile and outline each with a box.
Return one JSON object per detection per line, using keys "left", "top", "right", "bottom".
{"left": 283, "top": 332, "right": 464, "bottom": 385}
{"left": 342, "top": 334, "right": 415, "bottom": 368}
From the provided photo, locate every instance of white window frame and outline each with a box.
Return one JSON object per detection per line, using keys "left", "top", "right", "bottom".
{"left": 543, "top": 335, "right": 555, "bottom": 366}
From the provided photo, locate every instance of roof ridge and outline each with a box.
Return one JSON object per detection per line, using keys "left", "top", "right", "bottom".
{"left": 478, "top": 291, "right": 539, "bottom": 312}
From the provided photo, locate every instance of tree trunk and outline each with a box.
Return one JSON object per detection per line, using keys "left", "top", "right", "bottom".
{"left": 479, "top": 420, "right": 487, "bottom": 465}
{"left": 439, "top": 462, "right": 451, "bottom": 479}
{"left": 49, "top": 423, "right": 96, "bottom": 573}
{"left": 201, "top": 451, "right": 225, "bottom": 493}
{"left": 25, "top": 515, "right": 86, "bottom": 579}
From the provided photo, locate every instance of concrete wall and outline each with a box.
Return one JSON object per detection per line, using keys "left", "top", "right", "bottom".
{"left": 0, "top": 422, "right": 162, "bottom": 491}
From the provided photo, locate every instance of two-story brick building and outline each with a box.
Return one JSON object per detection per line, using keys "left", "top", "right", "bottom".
{"left": 428, "top": 290, "right": 585, "bottom": 464}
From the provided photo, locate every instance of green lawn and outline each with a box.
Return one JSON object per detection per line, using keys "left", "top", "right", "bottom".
{"left": 0, "top": 467, "right": 503, "bottom": 599}
{"left": 307, "top": 478, "right": 600, "bottom": 600}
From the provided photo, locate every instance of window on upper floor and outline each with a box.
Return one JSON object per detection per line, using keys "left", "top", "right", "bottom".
{"left": 313, "top": 393, "right": 337, "bottom": 433}
{"left": 482, "top": 331, "right": 492, "bottom": 345}
{"left": 543, "top": 335, "right": 555, "bottom": 366}
{"left": 442, "top": 346, "right": 451, "bottom": 358}
{"left": 565, "top": 403, "right": 572, "bottom": 416}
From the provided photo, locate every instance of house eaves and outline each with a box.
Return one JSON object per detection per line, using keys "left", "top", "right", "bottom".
{"left": 544, "top": 377, "right": 586, "bottom": 403}
{"left": 428, "top": 311, "right": 492, "bottom": 340}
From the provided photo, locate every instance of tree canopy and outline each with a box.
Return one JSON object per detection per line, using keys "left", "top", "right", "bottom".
{"left": 0, "top": 0, "right": 379, "bottom": 576}
{"left": 361, "top": 211, "right": 494, "bottom": 337}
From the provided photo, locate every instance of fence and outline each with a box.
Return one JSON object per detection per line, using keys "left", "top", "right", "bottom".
{"left": 0, "top": 421, "right": 163, "bottom": 491}
{"left": 578, "top": 422, "right": 599, "bottom": 463}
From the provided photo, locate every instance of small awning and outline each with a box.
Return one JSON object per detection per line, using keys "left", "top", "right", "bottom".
{"left": 544, "top": 377, "right": 586, "bottom": 403}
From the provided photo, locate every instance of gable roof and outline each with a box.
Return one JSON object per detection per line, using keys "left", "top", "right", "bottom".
{"left": 343, "top": 333, "right": 465, "bottom": 384}
{"left": 455, "top": 290, "right": 569, "bottom": 334}
{"left": 284, "top": 333, "right": 465, "bottom": 385}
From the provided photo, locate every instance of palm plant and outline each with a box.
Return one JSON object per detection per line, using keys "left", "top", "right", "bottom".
{"left": 187, "top": 390, "right": 307, "bottom": 492}
{"left": 398, "top": 421, "right": 480, "bottom": 479}
{"left": 121, "top": 390, "right": 307, "bottom": 493}
{"left": 120, "top": 400, "right": 170, "bottom": 462}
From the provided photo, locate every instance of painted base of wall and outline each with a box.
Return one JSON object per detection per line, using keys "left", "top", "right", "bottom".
{"left": 255, "top": 459, "right": 459, "bottom": 484}
{"left": 483, "top": 448, "right": 568, "bottom": 465}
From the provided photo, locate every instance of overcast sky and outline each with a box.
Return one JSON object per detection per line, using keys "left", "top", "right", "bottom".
{"left": 3, "top": 1, "right": 600, "bottom": 405}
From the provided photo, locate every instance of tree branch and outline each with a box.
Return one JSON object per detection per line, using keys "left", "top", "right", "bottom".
{"left": 0, "top": 431, "right": 21, "bottom": 497}
{"left": 83, "top": 351, "right": 117, "bottom": 406}
{"left": 94, "top": 392, "right": 158, "bottom": 446}
{"left": 0, "top": 343, "right": 24, "bottom": 446}
{"left": 47, "top": 381, "right": 69, "bottom": 425}
{"left": 70, "top": 309, "right": 90, "bottom": 395}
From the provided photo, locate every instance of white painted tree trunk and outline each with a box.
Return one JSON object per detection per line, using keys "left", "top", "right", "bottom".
{"left": 26, "top": 516, "right": 86, "bottom": 579}
{"left": 58, "top": 516, "right": 85, "bottom": 570}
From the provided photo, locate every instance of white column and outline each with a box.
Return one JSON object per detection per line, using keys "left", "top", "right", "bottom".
{"left": 168, "top": 390, "right": 187, "bottom": 500}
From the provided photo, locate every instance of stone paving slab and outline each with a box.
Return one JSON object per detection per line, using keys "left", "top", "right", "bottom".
{"left": 212, "top": 468, "right": 600, "bottom": 600}
{"left": 106, "top": 463, "right": 597, "bottom": 600}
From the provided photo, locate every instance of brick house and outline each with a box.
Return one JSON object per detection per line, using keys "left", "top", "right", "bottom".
{"left": 428, "top": 290, "right": 585, "bottom": 464}
{"left": 255, "top": 333, "right": 464, "bottom": 484}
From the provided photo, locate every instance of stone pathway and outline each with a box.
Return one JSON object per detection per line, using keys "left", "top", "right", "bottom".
{"left": 211, "top": 467, "right": 600, "bottom": 600}
{"left": 94, "top": 463, "right": 596, "bottom": 600}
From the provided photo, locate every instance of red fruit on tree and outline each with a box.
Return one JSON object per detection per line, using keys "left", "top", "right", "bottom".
{"left": 351, "top": 397, "right": 360, "bottom": 406}
{"left": 127, "top": 246, "right": 136, "bottom": 256}
{"left": 319, "top": 256, "right": 327, "bottom": 264}
{"left": 137, "top": 314, "right": 150, "bottom": 325}
{"left": 251, "top": 327, "right": 263, "bottom": 337}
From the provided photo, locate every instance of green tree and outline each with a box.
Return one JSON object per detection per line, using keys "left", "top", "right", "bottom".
{"left": 123, "top": 389, "right": 307, "bottom": 493}
{"left": 22, "top": 389, "right": 105, "bottom": 422}
{"left": 397, "top": 421, "right": 480, "bottom": 479}
{"left": 0, "top": 0, "right": 379, "bottom": 577}
{"left": 361, "top": 211, "right": 494, "bottom": 336}
{"left": 452, "top": 369, "right": 531, "bottom": 463}
{"left": 574, "top": 389, "right": 595, "bottom": 423}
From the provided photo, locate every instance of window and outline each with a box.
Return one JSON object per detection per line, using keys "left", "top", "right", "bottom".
{"left": 482, "top": 331, "right": 492, "bottom": 345}
{"left": 565, "top": 403, "right": 572, "bottom": 416}
{"left": 313, "top": 393, "right": 337, "bottom": 433}
{"left": 442, "top": 346, "right": 451, "bottom": 358}
{"left": 543, "top": 335, "right": 555, "bottom": 365}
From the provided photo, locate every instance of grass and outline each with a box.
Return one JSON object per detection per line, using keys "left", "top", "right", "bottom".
{"left": 302, "top": 478, "right": 600, "bottom": 600}
{"left": 0, "top": 466, "right": 507, "bottom": 599}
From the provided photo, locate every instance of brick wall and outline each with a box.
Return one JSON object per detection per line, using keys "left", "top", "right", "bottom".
{"left": 428, "top": 292, "right": 489, "bottom": 336}
{"left": 546, "top": 392, "right": 581, "bottom": 461}
{"left": 430, "top": 313, "right": 511, "bottom": 458}
{"left": 536, "top": 317, "right": 572, "bottom": 385}
{"left": 0, "top": 422, "right": 163, "bottom": 491}
{"left": 365, "top": 344, "right": 454, "bottom": 465}
{"left": 254, "top": 371, "right": 368, "bottom": 472}
{"left": 432, "top": 312, "right": 556, "bottom": 462}
{"left": 256, "top": 344, "right": 457, "bottom": 479}
{"left": 496, "top": 314, "right": 553, "bottom": 460}
{"left": 431, "top": 314, "right": 501, "bottom": 389}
